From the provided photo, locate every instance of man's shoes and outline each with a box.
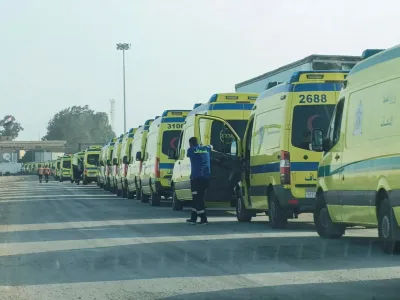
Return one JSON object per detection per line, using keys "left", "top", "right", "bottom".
{"left": 197, "top": 218, "right": 208, "bottom": 225}
{"left": 186, "top": 219, "right": 197, "bottom": 225}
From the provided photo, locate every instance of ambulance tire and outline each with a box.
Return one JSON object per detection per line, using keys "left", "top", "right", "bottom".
{"left": 135, "top": 182, "right": 142, "bottom": 200}
{"left": 122, "top": 186, "right": 127, "bottom": 198}
{"left": 100, "top": 182, "right": 104, "bottom": 188}
{"left": 314, "top": 192, "right": 345, "bottom": 239}
{"left": 268, "top": 191, "right": 288, "bottom": 229}
{"left": 83, "top": 179, "right": 88, "bottom": 186}
{"left": 116, "top": 188, "right": 121, "bottom": 196}
{"left": 378, "top": 198, "right": 400, "bottom": 254}
{"left": 127, "top": 187, "right": 134, "bottom": 199}
{"left": 141, "top": 189, "right": 150, "bottom": 203}
{"left": 150, "top": 191, "right": 161, "bottom": 206}
{"left": 235, "top": 187, "right": 252, "bottom": 222}
{"left": 172, "top": 188, "right": 183, "bottom": 211}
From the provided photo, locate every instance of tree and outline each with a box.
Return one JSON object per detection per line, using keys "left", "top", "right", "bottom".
{"left": 42, "top": 105, "right": 115, "bottom": 152}
{"left": 19, "top": 150, "right": 37, "bottom": 163}
{"left": 0, "top": 115, "right": 24, "bottom": 140}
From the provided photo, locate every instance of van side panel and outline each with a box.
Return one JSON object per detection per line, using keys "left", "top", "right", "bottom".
{"left": 249, "top": 94, "right": 285, "bottom": 209}
{"left": 340, "top": 75, "right": 400, "bottom": 225}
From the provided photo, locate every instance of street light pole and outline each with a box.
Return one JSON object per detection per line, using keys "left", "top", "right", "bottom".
{"left": 116, "top": 43, "right": 131, "bottom": 133}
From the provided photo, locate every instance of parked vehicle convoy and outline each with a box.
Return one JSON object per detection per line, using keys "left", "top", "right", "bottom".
{"left": 117, "top": 128, "right": 137, "bottom": 198}
{"left": 127, "top": 119, "right": 154, "bottom": 201}
{"left": 110, "top": 134, "right": 125, "bottom": 194}
{"left": 71, "top": 151, "right": 85, "bottom": 183}
{"left": 170, "top": 93, "right": 258, "bottom": 210}
{"left": 59, "top": 155, "right": 72, "bottom": 182}
{"left": 105, "top": 137, "right": 117, "bottom": 191}
{"left": 309, "top": 48, "right": 400, "bottom": 254}
{"left": 83, "top": 145, "right": 101, "bottom": 185}
{"left": 140, "top": 110, "right": 190, "bottom": 206}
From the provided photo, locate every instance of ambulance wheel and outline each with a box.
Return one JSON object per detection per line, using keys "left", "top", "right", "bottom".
{"left": 314, "top": 192, "right": 345, "bottom": 239}
{"left": 96, "top": 180, "right": 99, "bottom": 187}
{"left": 122, "top": 186, "right": 127, "bottom": 198}
{"left": 127, "top": 187, "right": 134, "bottom": 199}
{"left": 99, "top": 182, "right": 104, "bottom": 188}
{"left": 172, "top": 188, "right": 183, "bottom": 211}
{"left": 235, "top": 187, "right": 252, "bottom": 222}
{"left": 135, "top": 182, "right": 141, "bottom": 200}
{"left": 268, "top": 191, "right": 288, "bottom": 229}
{"left": 83, "top": 179, "right": 88, "bottom": 186}
{"left": 150, "top": 191, "right": 161, "bottom": 206}
{"left": 378, "top": 198, "right": 400, "bottom": 254}
{"left": 116, "top": 188, "right": 121, "bottom": 196}
{"left": 141, "top": 189, "right": 150, "bottom": 203}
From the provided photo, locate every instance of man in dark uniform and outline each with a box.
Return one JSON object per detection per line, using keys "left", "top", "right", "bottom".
{"left": 186, "top": 137, "right": 212, "bottom": 225}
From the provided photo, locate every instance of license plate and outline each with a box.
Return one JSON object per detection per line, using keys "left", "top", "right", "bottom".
{"left": 305, "top": 190, "right": 316, "bottom": 198}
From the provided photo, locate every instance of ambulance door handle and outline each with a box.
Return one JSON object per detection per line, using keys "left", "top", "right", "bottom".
{"left": 335, "top": 154, "right": 340, "bottom": 160}
{"left": 277, "top": 155, "right": 281, "bottom": 159}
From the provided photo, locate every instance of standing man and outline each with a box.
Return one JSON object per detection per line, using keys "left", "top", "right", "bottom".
{"left": 186, "top": 137, "right": 212, "bottom": 225}
{"left": 43, "top": 164, "right": 50, "bottom": 182}
{"left": 37, "top": 164, "right": 44, "bottom": 182}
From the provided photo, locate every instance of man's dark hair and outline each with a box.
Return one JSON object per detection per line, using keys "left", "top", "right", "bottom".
{"left": 189, "top": 137, "right": 198, "bottom": 147}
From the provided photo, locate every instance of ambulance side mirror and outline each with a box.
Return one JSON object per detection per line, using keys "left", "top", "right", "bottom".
{"left": 123, "top": 156, "right": 128, "bottom": 164}
{"left": 311, "top": 129, "right": 324, "bottom": 152}
{"left": 112, "top": 158, "right": 118, "bottom": 165}
{"left": 135, "top": 151, "right": 142, "bottom": 161}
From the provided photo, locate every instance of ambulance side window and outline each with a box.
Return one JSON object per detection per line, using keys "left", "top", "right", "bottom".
{"left": 180, "top": 125, "right": 193, "bottom": 157}
{"left": 328, "top": 98, "right": 345, "bottom": 149}
{"left": 177, "top": 131, "right": 184, "bottom": 156}
{"left": 210, "top": 121, "right": 237, "bottom": 155}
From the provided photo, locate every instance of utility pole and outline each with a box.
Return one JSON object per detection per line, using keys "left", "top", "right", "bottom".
{"left": 116, "top": 43, "right": 131, "bottom": 133}
{"left": 109, "top": 99, "right": 116, "bottom": 132}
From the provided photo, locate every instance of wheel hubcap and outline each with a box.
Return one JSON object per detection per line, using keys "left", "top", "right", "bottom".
{"left": 382, "top": 215, "right": 390, "bottom": 238}
{"left": 319, "top": 207, "right": 329, "bottom": 229}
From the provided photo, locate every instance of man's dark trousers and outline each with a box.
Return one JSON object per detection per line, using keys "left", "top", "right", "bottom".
{"left": 190, "top": 177, "right": 209, "bottom": 220}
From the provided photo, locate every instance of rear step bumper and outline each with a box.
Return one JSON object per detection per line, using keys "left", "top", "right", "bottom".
{"left": 274, "top": 185, "right": 315, "bottom": 213}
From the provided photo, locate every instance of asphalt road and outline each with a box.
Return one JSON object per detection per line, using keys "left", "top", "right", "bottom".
{"left": 0, "top": 176, "right": 399, "bottom": 300}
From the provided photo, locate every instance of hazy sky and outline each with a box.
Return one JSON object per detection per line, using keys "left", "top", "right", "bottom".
{"left": 1, "top": 0, "right": 398, "bottom": 140}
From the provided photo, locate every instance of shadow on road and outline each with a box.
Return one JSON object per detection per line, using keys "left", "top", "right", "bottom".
{"left": 160, "top": 278, "right": 399, "bottom": 300}
{"left": 0, "top": 235, "right": 398, "bottom": 286}
{"left": 0, "top": 218, "right": 317, "bottom": 243}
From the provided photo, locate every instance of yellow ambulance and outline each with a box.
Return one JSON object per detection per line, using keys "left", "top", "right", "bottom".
{"left": 83, "top": 145, "right": 102, "bottom": 185}
{"left": 141, "top": 110, "right": 190, "bottom": 206}
{"left": 59, "top": 154, "right": 72, "bottom": 182}
{"left": 117, "top": 128, "right": 137, "bottom": 198}
{"left": 127, "top": 119, "right": 154, "bottom": 200}
{"left": 104, "top": 137, "right": 117, "bottom": 191}
{"left": 170, "top": 93, "right": 258, "bottom": 210}
{"left": 311, "top": 47, "right": 400, "bottom": 253}
{"left": 231, "top": 71, "right": 347, "bottom": 228}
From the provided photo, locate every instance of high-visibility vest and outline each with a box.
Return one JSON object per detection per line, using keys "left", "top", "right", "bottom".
{"left": 44, "top": 168, "right": 50, "bottom": 175}
{"left": 38, "top": 168, "right": 44, "bottom": 175}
